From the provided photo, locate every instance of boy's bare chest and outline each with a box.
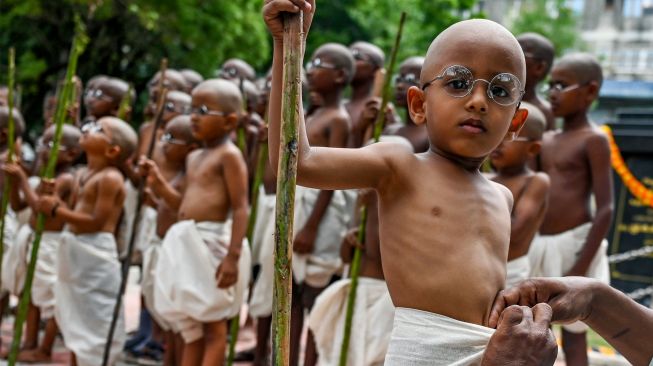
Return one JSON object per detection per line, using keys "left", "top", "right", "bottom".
{"left": 186, "top": 153, "right": 224, "bottom": 186}
{"left": 543, "top": 134, "right": 588, "bottom": 173}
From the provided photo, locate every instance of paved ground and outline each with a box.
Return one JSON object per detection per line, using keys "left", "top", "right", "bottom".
{"left": 0, "top": 267, "right": 631, "bottom": 365}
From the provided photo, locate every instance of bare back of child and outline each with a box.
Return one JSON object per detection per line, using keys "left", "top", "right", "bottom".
{"left": 489, "top": 102, "right": 550, "bottom": 286}
{"left": 264, "top": 2, "right": 529, "bottom": 362}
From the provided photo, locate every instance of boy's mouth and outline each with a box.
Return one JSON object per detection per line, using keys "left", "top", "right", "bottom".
{"left": 459, "top": 118, "right": 487, "bottom": 134}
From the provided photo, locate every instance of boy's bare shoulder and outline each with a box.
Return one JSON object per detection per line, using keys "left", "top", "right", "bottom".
{"left": 98, "top": 167, "right": 125, "bottom": 186}
{"left": 488, "top": 178, "right": 514, "bottom": 211}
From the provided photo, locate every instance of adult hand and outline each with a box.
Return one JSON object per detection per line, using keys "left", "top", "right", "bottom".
{"left": 482, "top": 304, "right": 557, "bottom": 366}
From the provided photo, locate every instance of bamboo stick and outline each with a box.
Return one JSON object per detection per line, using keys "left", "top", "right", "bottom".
{"left": 8, "top": 16, "right": 89, "bottom": 365}
{"left": 0, "top": 47, "right": 17, "bottom": 293}
{"left": 117, "top": 83, "right": 133, "bottom": 121}
{"left": 236, "top": 77, "right": 249, "bottom": 157}
{"left": 338, "top": 12, "right": 406, "bottom": 366}
{"left": 101, "top": 59, "right": 168, "bottom": 366}
{"left": 271, "top": 11, "right": 303, "bottom": 366}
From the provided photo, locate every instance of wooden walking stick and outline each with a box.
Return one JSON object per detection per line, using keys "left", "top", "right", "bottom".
{"left": 101, "top": 59, "right": 168, "bottom": 366}
{"left": 8, "top": 16, "right": 89, "bottom": 365}
{"left": 271, "top": 11, "right": 303, "bottom": 366}
{"left": 0, "top": 47, "right": 17, "bottom": 292}
{"left": 338, "top": 12, "right": 406, "bottom": 366}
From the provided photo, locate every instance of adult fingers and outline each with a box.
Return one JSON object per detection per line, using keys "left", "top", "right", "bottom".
{"left": 497, "top": 305, "right": 523, "bottom": 328}
{"left": 532, "top": 303, "right": 553, "bottom": 329}
{"left": 263, "top": 0, "right": 304, "bottom": 15}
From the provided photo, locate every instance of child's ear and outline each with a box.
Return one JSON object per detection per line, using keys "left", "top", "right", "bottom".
{"left": 225, "top": 113, "right": 239, "bottom": 131}
{"left": 527, "top": 141, "right": 542, "bottom": 156}
{"left": 585, "top": 81, "right": 600, "bottom": 103}
{"left": 505, "top": 108, "right": 529, "bottom": 141}
{"left": 335, "top": 69, "right": 347, "bottom": 85}
{"left": 407, "top": 86, "right": 426, "bottom": 125}
{"left": 106, "top": 145, "right": 121, "bottom": 160}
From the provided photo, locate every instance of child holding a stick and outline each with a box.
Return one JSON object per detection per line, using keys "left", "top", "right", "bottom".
{"left": 264, "top": 1, "right": 534, "bottom": 362}
{"left": 36, "top": 116, "right": 137, "bottom": 366}
{"left": 2, "top": 124, "right": 82, "bottom": 363}
{"left": 144, "top": 79, "right": 251, "bottom": 366}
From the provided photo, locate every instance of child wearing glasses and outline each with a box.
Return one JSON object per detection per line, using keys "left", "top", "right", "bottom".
{"left": 531, "top": 53, "right": 613, "bottom": 366}
{"left": 346, "top": 41, "right": 385, "bottom": 143}
{"left": 219, "top": 58, "right": 257, "bottom": 82}
{"left": 2, "top": 124, "right": 82, "bottom": 363}
{"left": 35, "top": 116, "right": 136, "bottom": 365}
{"left": 264, "top": 1, "right": 529, "bottom": 362}
{"left": 140, "top": 78, "right": 251, "bottom": 366}
{"left": 138, "top": 115, "right": 199, "bottom": 366}
{"left": 488, "top": 102, "right": 550, "bottom": 287}
{"left": 517, "top": 33, "right": 556, "bottom": 131}
{"left": 83, "top": 76, "right": 133, "bottom": 123}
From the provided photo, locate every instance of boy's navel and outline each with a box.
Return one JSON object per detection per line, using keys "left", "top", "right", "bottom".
{"left": 430, "top": 206, "right": 442, "bottom": 216}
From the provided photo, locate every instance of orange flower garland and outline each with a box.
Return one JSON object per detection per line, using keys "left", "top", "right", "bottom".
{"left": 601, "top": 125, "right": 653, "bottom": 207}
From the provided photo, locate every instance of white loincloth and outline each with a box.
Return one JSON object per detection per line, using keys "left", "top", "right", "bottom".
{"left": 55, "top": 232, "right": 124, "bottom": 366}
{"left": 528, "top": 222, "right": 610, "bottom": 333}
{"left": 153, "top": 220, "right": 251, "bottom": 343}
{"left": 28, "top": 227, "right": 60, "bottom": 319}
{"left": 293, "top": 186, "right": 347, "bottom": 288}
{"left": 141, "top": 235, "right": 172, "bottom": 331}
{"left": 2, "top": 222, "right": 29, "bottom": 295}
{"left": 249, "top": 192, "right": 276, "bottom": 318}
{"left": 385, "top": 307, "right": 494, "bottom": 365}
{"left": 116, "top": 180, "right": 138, "bottom": 259}
{"left": 308, "top": 278, "right": 394, "bottom": 366}
{"left": 134, "top": 206, "right": 158, "bottom": 255}
{"left": 505, "top": 255, "right": 530, "bottom": 288}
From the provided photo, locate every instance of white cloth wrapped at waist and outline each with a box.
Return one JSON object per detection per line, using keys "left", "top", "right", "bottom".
{"left": 505, "top": 255, "right": 530, "bottom": 288}
{"left": 116, "top": 180, "right": 139, "bottom": 258}
{"left": 249, "top": 192, "right": 277, "bottom": 318}
{"left": 141, "top": 235, "right": 173, "bottom": 331}
{"left": 27, "top": 226, "right": 60, "bottom": 319}
{"left": 293, "top": 185, "right": 348, "bottom": 288}
{"left": 134, "top": 206, "right": 158, "bottom": 255}
{"left": 55, "top": 231, "right": 124, "bottom": 366}
{"left": 527, "top": 221, "right": 610, "bottom": 333}
{"left": 2, "top": 222, "right": 30, "bottom": 295}
{"left": 1, "top": 209, "right": 18, "bottom": 252}
{"left": 153, "top": 220, "right": 251, "bottom": 343}
{"left": 308, "top": 277, "right": 394, "bottom": 366}
{"left": 384, "top": 307, "right": 494, "bottom": 366}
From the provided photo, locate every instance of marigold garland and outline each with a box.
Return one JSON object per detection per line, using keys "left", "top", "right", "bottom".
{"left": 601, "top": 125, "right": 653, "bottom": 207}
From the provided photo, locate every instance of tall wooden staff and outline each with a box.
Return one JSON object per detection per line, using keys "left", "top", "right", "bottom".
{"left": 0, "top": 47, "right": 17, "bottom": 292}
{"left": 338, "top": 12, "right": 406, "bottom": 366}
{"left": 271, "top": 11, "right": 303, "bottom": 366}
{"left": 8, "top": 16, "right": 89, "bottom": 365}
{"left": 101, "top": 59, "right": 168, "bottom": 366}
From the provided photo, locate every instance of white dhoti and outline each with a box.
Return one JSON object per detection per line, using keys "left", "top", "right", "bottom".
{"left": 153, "top": 220, "right": 251, "bottom": 343}
{"left": 28, "top": 228, "right": 60, "bottom": 319}
{"left": 505, "top": 255, "right": 530, "bottom": 288}
{"left": 308, "top": 278, "right": 394, "bottom": 366}
{"left": 116, "top": 180, "right": 139, "bottom": 258}
{"left": 293, "top": 186, "right": 347, "bottom": 288}
{"left": 2, "top": 222, "right": 29, "bottom": 295}
{"left": 141, "top": 235, "right": 172, "bottom": 330}
{"left": 385, "top": 308, "right": 494, "bottom": 365}
{"left": 55, "top": 232, "right": 124, "bottom": 366}
{"left": 249, "top": 192, "right": 276, "bottom": 318}
{"left": 134, "top": 206, "right": 158, "bottom": 256}
{"left": 529, "top": 222, "right": 610, "bottom": 333}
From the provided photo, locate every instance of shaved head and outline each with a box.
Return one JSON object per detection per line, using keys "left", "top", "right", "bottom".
{"left": 350, "top": 41, "right": 385, "bottom": 69}
{"left": 400, "top": 56, "right": 425, "bottom": 75}
{"left": 180, "top": 69, "right": 204, "bottom": 92}
{"left": 149, "top": 69, "right": 188, "bottom": 92}
{"left": 518, "top": 102, "right": 546, "bottom": 141}
{"left": 517, "top": 33, "right": 555, "bottom": 74}
{"left": 0, "top": 106, "right": 25, "bottom": 137}
{"left": 193, "top": 78, "right": 243, "bottom": 115}
{"left": 103, "top": 77, "right": 132, "bottom": 105}
{"left": 554, "top": 53, "right": 603, "bottom": 89}
{"left": 221, "top": 59, "right": 256, "bottom": 81}
{"left": 421, "top": 19, "right": 526, "bottom": 87}
{"left": 100, "top": 116, "right": 137, "bottom": 162}
{"left": 314, "top": 43, "right": 356, "bottom": 84}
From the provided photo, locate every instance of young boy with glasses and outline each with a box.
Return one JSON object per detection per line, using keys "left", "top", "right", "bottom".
{"left": 517, "top": 33, "right": 556, "bottom": 131}
{"left": 140, "top": 79, "right": 251, "bottom": 366}
{"left": 488, "top": 102, "right": 550, "bottom": 287}
{"left": 531, "top": 52, "right": 613, "bottom": 366}
{"left": 36, "top": 116, "right": 137, "bottom": 365}
{"left": 264, "top": 1, "right": 531, "bottom": 362}
{"left": 138, "top": 114, "right": 199, "bottom": 366}
{"left": 2, "top": 124, "right": 82, "bottom": 363}
{"left": 83, "top": 76, "right": 133, "bottom": 123}
{"left": 219, "top": 58, "right": 257, "bottom": 82}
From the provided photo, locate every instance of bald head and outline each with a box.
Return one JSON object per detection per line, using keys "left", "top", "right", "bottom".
{"left": 167, "top": 90, "right": 192, "bottom": 105}
{"left": 350, "top": 41, "right": 385, "bottom": 69}
{"left": 193, "top": 79, "right": 243, "bottom": 115}
{"left": 400, "top": 56, "right": 425, "bottom": 74}
{"left": 221, "top": 59, "right": 256, "bottom": 81}
{"left": 554, "top": 53, "right": 603, "bottom": 89}
{"left": 180, "top": 69, "right": 204, "bottom": 92}
{"left": 100, "top": 116, "right": 137, "bottom": 162}
{"left": 0, "top": 106, "right": 25, "bottom": 137}
{"left": 517, "top": 33, "right": 555, "bottom": 74}
{"left": 518, "top": 102, "right": 546, "bottom": 141}
{"left": 314, "top": 43, "right": 356, "bottom": 84}
{"left": 421, "top": 19, "right": 526, "bottom": 87}
{"left": 43, "top": 124, "right": 82, "bottom": 151}
{"left": 149, "top": 69, "right": 188, "bottom": 92}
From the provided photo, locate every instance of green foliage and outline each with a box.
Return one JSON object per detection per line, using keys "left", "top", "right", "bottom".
{"left": 509, "top": 0, "right": 583, "bottom": 55}
{"left": 308, "top": 0, "right": 483, "bottom": 62}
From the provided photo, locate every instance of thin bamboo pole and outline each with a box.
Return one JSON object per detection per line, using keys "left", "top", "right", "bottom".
{"left": 117, "top": 83, "right": 133, "bottom": 121}
{"left": 8, "top": 16, "right": 89, "bottom": 365}
{"left": 338, "top": 12, "right": 406, "bottom": 366}
{"left": 0, "top": 47, "right": 17, "bottom": 292}
{"left": 236, "top": 77, "right": 249, "bottom": 157}
{"left": 272, "top": 11, "right": 303, "bottom": 366}
{"left": 101, "top": 59, "right": 168, "bottom": 366}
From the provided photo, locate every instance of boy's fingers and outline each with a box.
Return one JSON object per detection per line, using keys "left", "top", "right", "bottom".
{"left": 532, "top": 303, "right": 553, "bottom": 328}
{"left": 264, "top": 0, "right": 302, "bottom": 15}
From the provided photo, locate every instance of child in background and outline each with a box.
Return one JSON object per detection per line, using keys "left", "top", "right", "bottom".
{"left": 517, "top": 33, "right": 556, "bottom": 130}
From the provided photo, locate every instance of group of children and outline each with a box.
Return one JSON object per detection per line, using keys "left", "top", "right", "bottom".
{"left": 0, "top": 0, "right": 614, "bottom": 365}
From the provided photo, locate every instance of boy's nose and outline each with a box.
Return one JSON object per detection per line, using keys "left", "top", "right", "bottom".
{"left": 464, "top": 83, "right": 489, "bottom": 113}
